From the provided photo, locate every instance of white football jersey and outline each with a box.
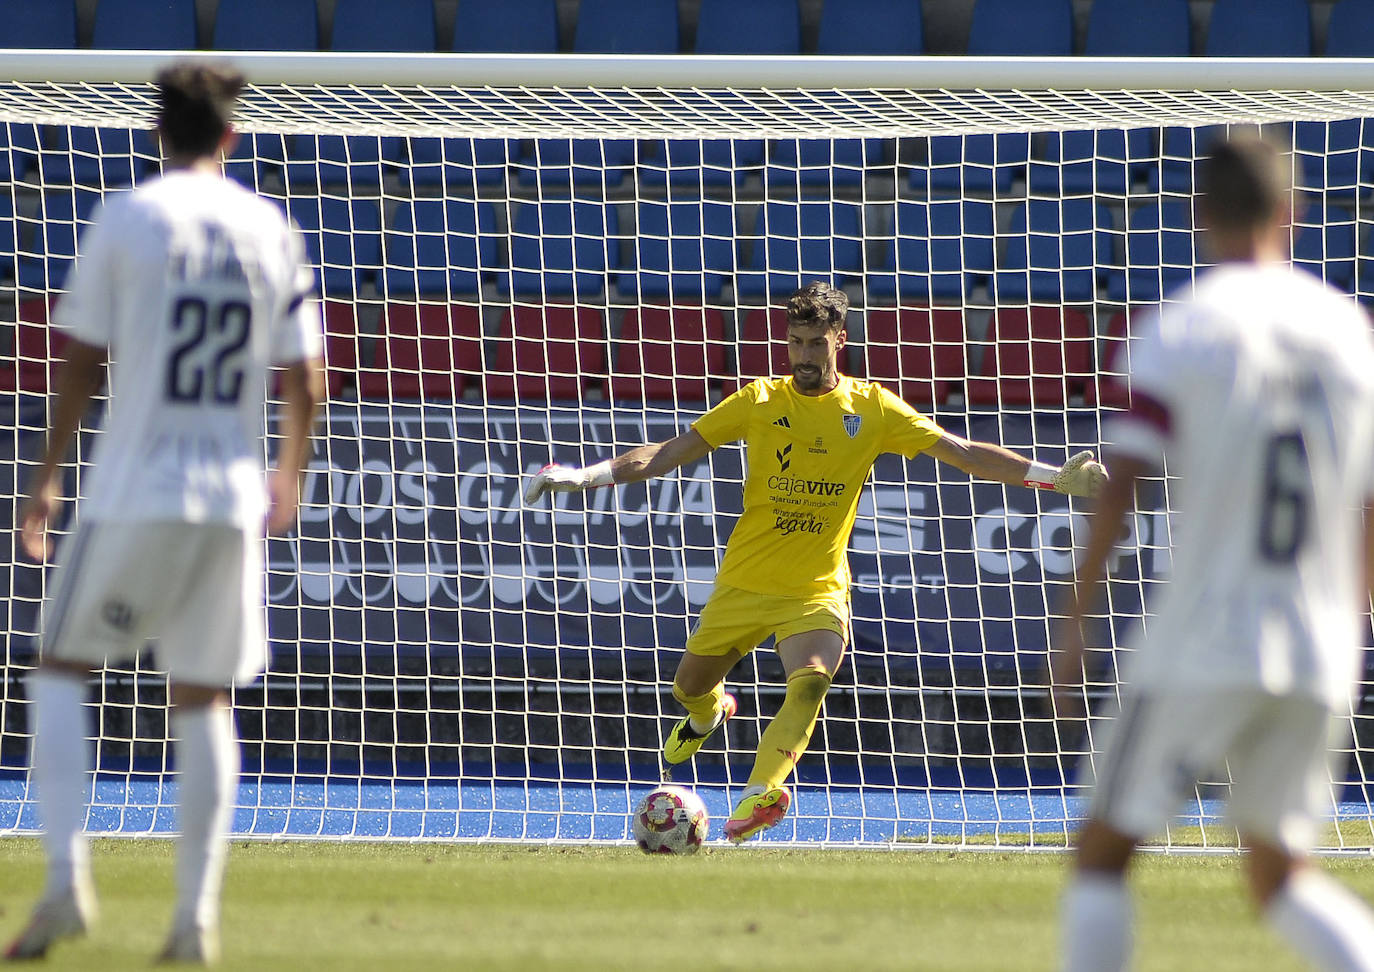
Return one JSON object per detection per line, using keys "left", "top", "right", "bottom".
{"left": 55, "top": 170, "right": 322, "bottom": 530}
{"left": 1110, "top": 263, "right": 1374, "bottom": 708}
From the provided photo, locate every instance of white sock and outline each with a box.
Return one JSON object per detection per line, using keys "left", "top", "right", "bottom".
{"left": 1061, "top": 872, "right": 1132, "bottom": 972}
{"left": 1267, "top": 869, "right": 1374, "bottom": 972}
{"left": 170, "top": 704, "right": 239, "bottom": 931}
{"left": 31, "top": 670, "right": 90, "bottom": 899}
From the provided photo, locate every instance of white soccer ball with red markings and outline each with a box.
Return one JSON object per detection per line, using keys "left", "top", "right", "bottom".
{"left": 632, "top": 785, "right": 709, "bottom": 855}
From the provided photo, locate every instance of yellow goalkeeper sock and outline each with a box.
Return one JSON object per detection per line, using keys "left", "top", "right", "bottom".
{"left": 672, "top": 680, "right": 725, "bottom": 734}
{"left": 746, "top": 667, "right": 832, "bottom": 791}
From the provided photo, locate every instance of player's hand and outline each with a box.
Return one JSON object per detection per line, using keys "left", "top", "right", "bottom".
{"left": 524, "top": 462, "right": 613, "bottom": 504}
{"left": 17, "top": 478, "right": 60, "bottom": 561}
{"left": 1053, "top": 450, "right": 1108, "bottom": 498}
{"left": 266, "top": 468, "right": 301, "bottom": 535}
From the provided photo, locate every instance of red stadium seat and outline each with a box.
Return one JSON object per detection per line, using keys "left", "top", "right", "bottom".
{"left": 966, "top": 306, "right": 1093, "bottom": 407}
{"left": 320, "top": 300, "right": 359, "bottom": 398}
{"left": 609, "top": 305, "right": 726, "bottom": 403}
{"left": 729, "top": 307, "right": 793, "bottom": 392}
{"left": 366, "top": 302, "right": 483, "bottom": 400}
{"left": 853, "top": 306, "right": 966, "bottom": 410}
{"left": 484, "top": 305, "right": 606, "bottom": 401}
{"left": 8, "top": 297, "right": 68, "bottom": 394}
{"left": 1084, "top": 307, "right": 1142, "bottom": 410}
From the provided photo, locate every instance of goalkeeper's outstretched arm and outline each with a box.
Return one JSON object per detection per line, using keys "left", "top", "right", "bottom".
{"left": 524, "top": 430, "right": 713, "bottom": 504}
{"left": 923, "top": 432, "right": 1109, "bottom": 498}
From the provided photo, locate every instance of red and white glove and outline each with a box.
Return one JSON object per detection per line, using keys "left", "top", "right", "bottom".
{"left": 1023, "top": 450, "right": 1108, "bottom": 498}
{"left": 523, "top": 461, "right": 615, "bottom": 504}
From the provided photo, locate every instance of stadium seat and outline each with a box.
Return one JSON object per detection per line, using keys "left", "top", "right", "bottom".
{"left": 852, "top": 306, "right": 966, "bottom": 410}
{"left": 1107, "top": 200, "right": 1198, "bottom": 303}
{"left": 1291, "top": 119, "right": 1374, "bottom": 199}
{"left": 993, "top": 198, "right": 1114, "bottom": 303}
{"left": 575, "top": 0, "right": 678, "bottom": 53}
{"left": 18, "top": 189, "right": 104, "bottom": 292}
{"left": 320, "top": 300, "right": 360, "bottom": 398}
{"left": 484, "top": 306, "right": 607, "bottom": 401}
{"left": 284, "top": 135, "right": 400, "bottom": 191}
{"left": 213, "top": 0, "right": 318, "bottom": 51}
{"left": 0, "top": 124, "right": 41, "bottom": 184}
{"left": 1291, "top": 201, "right": 1356, "bottom": 292}
{"left": 622, "top": 198, "right": 736, "bottom": 301}
{"left": 1084, "top": 0, "right": 1190, "bottom": 55}
{"left": 735, "top": 200, "right": 864, "bottom": 299}
{"left": 868, "top": 199, "right": 996, "bottom": 302}
{"left": 966, "top": 306, "right": 1095, "bottom": 407}
{"left": 766, "top": 139, "right": 887, "bottom": 190}
{"left": 405, "top": 138, "right": 512, "bottom": 190}
{"left": 93, "top": 0, "right": 197, "bottom": 48}
{"left": 0, "top": 0, "right": 77, "bottom": 47}
{"left": 1326, "top": 0, "right": 1374, "bottom": 55}
{"left": 1204, "top": 0, "right": 1311, "bottom": 57}
{"left": 913, "top": 133, "right": 1030, "bottom": 196}
{"left": 1151, "top": 125, "right": 1224, "bottom": 195}
{"left": 608, "top": 306, "right": 727, "bottom": 403}
{"left": 367, "top": 303, "right": 484, "bottom": 400}
{"left": 42, "top": 127, "right": 156, "bottom": 189}
{"left": 638, "top": 139, "right": 767, "bottom": 190}
{"left": 331, "top": 0, "right": 435, "bottom": 51}
{"left": 695, "top": 0, "right": 801, "bottom": 53}
{"left": 515, "top": 139, "right": 637, "bottom": 189}
{"left": 283, "top": 195, "right": 383, "bottom": 296}
{"left": 452, "top": 0, "right": 558, "bottom": 52}
{"left": 734, "top": 308, "right": 793, "bottom": 386}
{"left": 382, "top": 197, "right": 498, "bottom": 298}
{"left": 8, "top": 297, "right": 68, "bottom": 395}
{"left": 967, "top": 0, "right": 1073, "bottom": 55}
{"left": 1029, "top": 129, "right": 1153, "bottom": 197}
{"left": 816, "top": 0, "right": 924, "bottom": 54}
{"left": 221, "top": 132, "right": 286, "bottom": 189}
{"left": 499, "top": 200, "right": 617, "bottom": 299}
{"left": 1085, "top": 307, "right": 1141, "bottom": 410}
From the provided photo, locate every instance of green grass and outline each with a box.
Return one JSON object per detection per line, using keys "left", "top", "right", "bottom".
{"left": 3, "top": 838, "right": 1374, "bottom": 970}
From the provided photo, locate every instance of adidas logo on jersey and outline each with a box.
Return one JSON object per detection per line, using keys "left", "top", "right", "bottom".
{"left": 773, "top": 416, "right": 791, "bottom": 429}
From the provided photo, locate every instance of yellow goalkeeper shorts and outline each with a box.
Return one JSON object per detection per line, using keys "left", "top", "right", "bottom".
{"left": 684, "top": 584, "right": 850, "bottom": 658}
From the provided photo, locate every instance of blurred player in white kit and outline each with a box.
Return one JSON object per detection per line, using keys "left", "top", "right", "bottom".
{"left": 1054, "top": 134, "right": 1374, "bottom": 971}
{"left": 7, "top": 62, "right": 323, "bottom": 964}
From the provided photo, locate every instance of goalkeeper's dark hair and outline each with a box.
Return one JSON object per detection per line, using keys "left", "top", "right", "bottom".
{"left": 1199, "top": 134, "right": 1291, "bottom": 233}
{"left": 786, "top": 281, "right": 849, "bottom": 333}
{"left": 155, "top": 62, "right": 245, "bottom": 157}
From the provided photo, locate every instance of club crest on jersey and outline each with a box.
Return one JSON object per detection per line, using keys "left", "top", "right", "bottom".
{"left": 842, "top": 414, "right": 861, "bottom": 438}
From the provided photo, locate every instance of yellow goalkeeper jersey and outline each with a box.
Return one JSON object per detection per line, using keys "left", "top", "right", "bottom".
{"left": 691, "top": 375, "right": 943, "bottom": 599}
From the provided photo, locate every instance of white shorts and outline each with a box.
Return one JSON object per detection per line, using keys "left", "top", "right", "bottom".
{"left": 42, "top": 520, "right": 267, "bottom": 687}
{"left": 1084, "top": 688, "right": 1340, "bottom": 853}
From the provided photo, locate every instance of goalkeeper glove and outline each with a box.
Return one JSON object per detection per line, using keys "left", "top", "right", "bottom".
{"left": 524, "top": 461, "right": 615, "bottom": 504}
{"left": 1023, "top": 450, "right": 1108, "bottom": 498}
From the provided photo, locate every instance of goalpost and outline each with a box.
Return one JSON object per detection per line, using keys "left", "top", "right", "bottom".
{"left": 3, "top": 52, "right": 1374, "bottom": 849}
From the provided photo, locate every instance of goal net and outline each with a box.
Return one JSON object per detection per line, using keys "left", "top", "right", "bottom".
{"left": 3, "top": 53, "right": 1374, "bottom": 849}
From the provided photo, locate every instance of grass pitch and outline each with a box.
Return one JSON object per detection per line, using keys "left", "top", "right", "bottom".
{"left": 3, "top": 838, "right": 1374, "bottom": 970}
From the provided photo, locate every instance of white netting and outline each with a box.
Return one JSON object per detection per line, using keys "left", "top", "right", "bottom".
{"left": 2, "top": 55, "right": 1373, "bottom": 848}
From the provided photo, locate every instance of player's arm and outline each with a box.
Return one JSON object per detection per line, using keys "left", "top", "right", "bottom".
{"left": 266, "top": 356, "right": 325, "bottom": 535}
{"left": 923, "top": 430, "right": 1108, "bottom": 498}
{"left": 17, "top": 339, "right": 107, "bottom": 560}
{"left": 524, "top": 429, "right": 713, "bottom": 504}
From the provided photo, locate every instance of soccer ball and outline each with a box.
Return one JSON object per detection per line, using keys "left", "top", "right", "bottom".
{"left": 632, "top": 785, "right": 709, "bottom": 855}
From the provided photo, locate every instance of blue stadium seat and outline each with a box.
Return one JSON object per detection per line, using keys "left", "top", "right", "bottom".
{"left": 18, "top": 189, "right": 104, "bottom": 292}
{"left": 1106, "top": 201, "right": 1197, "bottom": 303}
{"left": 0, "top": 124, "right": 42, "bottom": 183}
{"left": 1084, "top": 0, "right": 1190, "bottom": 55}
{"left": 214, "top": 0, "right": 318, "bottom": 51}
{"left": 912, "top": 133, "right": 1029, "bottom": 196}
{"left": 452, "top": 0, "right": 558, "bottom": 52}
{"left": 816, "top": 0, "right": 923, "bottom": 54}
{"left": 0, "top": 193, "right": 17, "bottom": 272}
{"left": 1029, "top": 129, "right": 1153, "bottom": 197}
{"left": 1292, "top": 119, "right": 1374, "bottom": 199}
{"left": 1292, "top": 201, "right": 1356, "bottom": 292}
{"left": 575, "top": 0, "right": 678, "bottom": 53}
{"left": 0, "top": 0, "right": 77, "bottom": 47}
{"left": 621, "top": 198, "right": 737, "bottom": 301}
{"left": 1326, "top": 0, "right": 1374, "bottom": 55}
{"left": 515, "top": 139, "right": 637, "bottom": 189}
{"left": 993, "top": 198, "right": 1114, "bottom": 302}
{"left": 93, "top": 0, "right": 197, "bottom": 49}
{"left": 41, "top": 127, "right": 156, "bottom": 188}
{"left": 383, "top": 198, "right": 498, "bottom": 298}
{"left": 1204, "top": 0, "right": 1311, "bottom": 57}
{"left": 283, "top": 196, "right": 383, "bottom": 296}
{"left": 638, "top": 139, "right": 767, "bottom": 189}
{"left": 331, "top": 0, "right": 435, "bottom": 51}
{"left": 735, "top": 200, "right": 863, "bottom": 299}
{"left": 967, "top": 0, "right": 1073, "bottom": 55}
{"left": 1151, "top": 125, "right": 1224, "bottom": 195}
{"left": 221, "top": 132, "right": 286, "bottom": 189}
{"left": 869, "top": 199, "right": 996, "bottom": 302}
{"left": 767, "top": 139, "right": 887, "bottom": 190}
{"left": 406, "top": 138, "right": 512, "bottom": 190}
{"left": 284, "top": 135, "right": 401, "bottom": 191}
{"left": 695, "top": 0, "right": 800, "bottom": 53}
{"left": 498, "top": 200, "right": 618, "bottom": 299}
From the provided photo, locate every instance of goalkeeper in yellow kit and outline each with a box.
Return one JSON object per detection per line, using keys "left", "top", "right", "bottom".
{"left": 525, "top": 282, "right": 1106, "bottom": 842}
